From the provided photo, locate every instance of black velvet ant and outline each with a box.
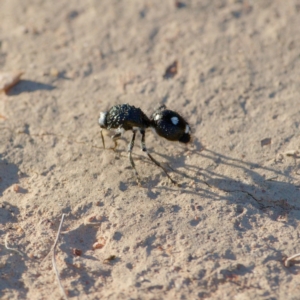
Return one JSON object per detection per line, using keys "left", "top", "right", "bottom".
{"left": 98, "top": 103, "right": 191, "bottom": 184}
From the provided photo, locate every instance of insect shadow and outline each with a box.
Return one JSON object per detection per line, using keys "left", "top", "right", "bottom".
{"left": 151, "top": 147, "right": 300, "bottom": 225}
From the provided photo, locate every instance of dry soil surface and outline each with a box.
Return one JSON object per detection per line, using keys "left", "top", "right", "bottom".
{"left": 1, "top": 0, "right": 300, "bottom": 299}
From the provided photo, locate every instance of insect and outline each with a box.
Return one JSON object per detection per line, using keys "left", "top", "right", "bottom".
{"left": 98, "top": 103, "right": 191, "bottom": 184}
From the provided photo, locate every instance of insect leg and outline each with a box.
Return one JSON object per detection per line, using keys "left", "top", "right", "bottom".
{"left": 140, "top": 130, "right": 177, "bottom": 185}
{"left": 100, "top": 129, "right": 105, "bottom": 149}
{"left": 111, "top": 132, "right": 122, "bottom": 151}
{"left": 128, "top": 131, "right": 141, "bottom": 184}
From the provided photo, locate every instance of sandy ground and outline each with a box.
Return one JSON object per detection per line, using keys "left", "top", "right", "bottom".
{"left": 1, "top": 0, "right": 300, "bottom": 299}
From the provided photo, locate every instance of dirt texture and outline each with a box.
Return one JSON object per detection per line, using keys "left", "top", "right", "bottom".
{"left": 1, "top": 0, "right": 300, "bottom": 299}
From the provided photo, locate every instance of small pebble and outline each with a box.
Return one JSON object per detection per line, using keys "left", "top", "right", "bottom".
{"left": 0, "top": 71, "right": 23, "bottom": 92}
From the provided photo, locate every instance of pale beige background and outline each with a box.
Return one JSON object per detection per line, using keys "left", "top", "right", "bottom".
{"left": 1, "top": 0, "right": 300, "bottom": 299}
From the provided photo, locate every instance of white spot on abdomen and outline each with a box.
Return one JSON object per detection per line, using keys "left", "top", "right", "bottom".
{"left": 171, "top": 116, "right": 179, "bottom": 125}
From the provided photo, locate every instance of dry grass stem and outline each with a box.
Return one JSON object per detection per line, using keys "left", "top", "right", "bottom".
{"left": 284, "top": 252, "right": 300, "bottom": 267}
{"left": 52, "top": 214, "right": 68, "bottom": 300}
{"left": 4, "top": 233, "right": 23, "bottom": 256}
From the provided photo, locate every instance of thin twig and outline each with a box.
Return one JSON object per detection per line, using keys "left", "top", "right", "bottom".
{"left": 284, "top": 252, "right": 300, "bottom": 267}
{"left": 265, "top": 175, "right": 278, "bottom": 181}
{"left": 52, "top": 214, "right": 68, "bottom": 300}
{"left": 4, "top": 233, "right": 23, "bottom": 256}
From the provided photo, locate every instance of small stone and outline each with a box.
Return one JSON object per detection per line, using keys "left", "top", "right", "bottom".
{"left": 50, "top": 68, "right": 59, "bottom": 77}
{"left": 13, "top": 184, "right": 20, "bottom": 193}
{"left": 73, "top": 262, "right": 82, "bottom": 268}
{"left": 261, "top": 138, "right": 271, "bottom": 147}
{"left": 93, "top": 237, "right": 106, "bottom": 250}
{"left": 72, "top": 248, "right": 82, "bottom": 256}
{"left": 93, "top": 242, "right": 104, "bottom": 250}
{"left": 0, "top": 71, "right": 23, "bottom": 92}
